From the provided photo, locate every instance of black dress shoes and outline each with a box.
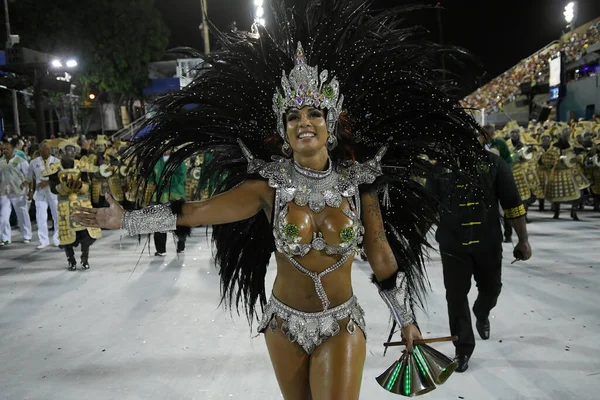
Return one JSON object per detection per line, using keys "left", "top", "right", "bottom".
{"left": 454, "top": 354, "right": 470, "bottom": 373}
{"left": 476, "top": 318, "right": 490, "bottom": 340}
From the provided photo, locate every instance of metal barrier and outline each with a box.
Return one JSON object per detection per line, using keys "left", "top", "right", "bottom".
{"left": 110, "top": 115, "right": 146, "bottom": 141}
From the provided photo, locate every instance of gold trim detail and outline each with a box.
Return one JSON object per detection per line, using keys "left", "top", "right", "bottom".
{"left": 504, "top": 204, "right": 526, "bottom": 219}
{"left": 459, "top": 202, "right": 479, "bottom": 207}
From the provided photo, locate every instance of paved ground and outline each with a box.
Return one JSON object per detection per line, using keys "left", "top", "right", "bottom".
{"left": 0, "top": 209, "right": 599, "bottom": 400}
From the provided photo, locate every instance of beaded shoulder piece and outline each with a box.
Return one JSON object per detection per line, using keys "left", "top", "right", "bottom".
{"left": 238, "top": 139, "right": 387, "bottom": 213}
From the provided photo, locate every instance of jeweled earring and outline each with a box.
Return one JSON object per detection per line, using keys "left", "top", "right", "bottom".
{"left": 282, "top": 141, "right": 292, "bottom": 157}
{"left": 326, "top": 135, "right": 338, "bottom": 150}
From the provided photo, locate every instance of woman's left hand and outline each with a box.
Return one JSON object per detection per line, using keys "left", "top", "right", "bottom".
{"left": 401, "top": 323, "right": 422, "bottom": 353}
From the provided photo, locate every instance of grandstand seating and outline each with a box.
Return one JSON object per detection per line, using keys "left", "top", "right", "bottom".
{"left": 462, "top": 20, "right": 600, "bottom": 112}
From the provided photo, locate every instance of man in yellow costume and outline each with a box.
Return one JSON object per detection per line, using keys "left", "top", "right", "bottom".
{"left": 43, "top": 141, "right": 101, "bottom": 270}
{"left": 103, "top": 139, "right": 126, "bottom": 204}
{"left": 534, "top": 129, "right": 554, "bottom": 211}
{"left": 184, "top": 154, "right": 203, "bottom": 201}
{"left": 588, "top": 137, "right": 600, "bottom": 211}
{"left": 88, "top": 135, "right": 124, "bottom": 207}
{"left": 575, "top": 123, "right": 599, "bottom": 211}
{"left": 506, "top": 122, "right": 539, "bottom": 214}
{"left": 541, "top": 125, "right": 590, "bottom": 220}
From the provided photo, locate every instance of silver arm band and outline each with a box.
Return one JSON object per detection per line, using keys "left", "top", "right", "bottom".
{"left": 377, "top": 273, "right": 414, "bottom": 328}
{"left": 121, "top": 203, "right": 177, "bottom": 236}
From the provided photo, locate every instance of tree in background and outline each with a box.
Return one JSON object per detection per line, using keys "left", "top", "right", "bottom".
{"left": 3, "top": 0, "right": 169, "bottom": 132}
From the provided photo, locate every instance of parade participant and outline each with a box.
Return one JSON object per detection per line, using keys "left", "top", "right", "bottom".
{"left": 14, "top": 139, "right": 28, "bottom": 160}
{"left": 102, "top": 140, "right": 125, "bottom": 204}
{"left": 149, "top": 149, "right": 187, "bottom": 256}
{"left": 72, "top": 1, "right": 490, "bottom": 397}
{"left": 506, "top": 122, "right": 539, "bottom": 209}
{"left": 487, "top": 135, "right": 514, "bottom": 242}
{"left": 575, "top": 124, "right": 595, "bottom": 209}
{"left": 78, "top": 136, "right": 92, "bottom": 157}
{"left": 45, "top": 141, "right": 101, "bottom": 270}
{"left": 542, "top": 125, "right": 590, "bottom": 220}
{"left": 184, "top": 153, "right": 203, "bottom": 202}
{"left": 0, "top": 138, "right": 32, "bottom": 245}
{"left": 427, "top": 135, "right": 532, "bottom": 373}
{"left": 28, "top": 141, "right": 61, "bottom": 249}
{"left": 535, "top": 130, "right": 553, "bottom": 211}
{"left": 198, "top": 150, "right": 217, "bottom": 200}
{"left": 89, "top": 135, "right": 110, "bottom": 207}
{"left": 588, "top": 138, "right": 600, "bottom": 211}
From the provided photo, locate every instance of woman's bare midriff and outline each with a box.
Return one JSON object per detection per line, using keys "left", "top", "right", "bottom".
{"left": 272, "top": 252, "right": 355, "bottom": 312}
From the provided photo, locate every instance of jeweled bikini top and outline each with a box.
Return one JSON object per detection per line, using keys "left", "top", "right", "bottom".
{"left": 273, "top": 161, "right": 364, "bottom": 257}
{"left": 239, "top": 139, "right": 388, "bottom": 257}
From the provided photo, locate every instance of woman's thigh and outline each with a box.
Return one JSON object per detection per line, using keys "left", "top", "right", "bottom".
{"left": 264, "top": 318, "right": 312, "bottom": 400}
{"left": 308, "top": 319, "right": 366, "bottom": 400}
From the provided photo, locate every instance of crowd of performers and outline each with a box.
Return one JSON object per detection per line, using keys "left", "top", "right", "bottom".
{"left": 1, "top": 0, "right": 594, "bottom": 396}
{"left": 488, "top": 119, "right": 600, "bottom": 227}
{"left": 0, "top": 134, "right": 219, "bottom": 268}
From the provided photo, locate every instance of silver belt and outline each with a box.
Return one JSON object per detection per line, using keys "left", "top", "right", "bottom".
{"left": 258, "top": 294, "right": 367, "bottom": 354}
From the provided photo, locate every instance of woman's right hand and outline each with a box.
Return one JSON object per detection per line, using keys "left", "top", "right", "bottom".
{"left": 72, "top": 193, "right": 124, "bottom": 229}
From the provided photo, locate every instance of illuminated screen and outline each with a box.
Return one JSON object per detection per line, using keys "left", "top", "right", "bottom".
{"left": 549, "top": 55, "right": 561, "bottom": 87}
{"left": 549, "top": 87, "right": 560, "bottom": 101}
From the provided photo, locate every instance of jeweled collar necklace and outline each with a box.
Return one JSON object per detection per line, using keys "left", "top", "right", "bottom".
{"left": 293, "top": 157, "right": 332, "bottom": 179}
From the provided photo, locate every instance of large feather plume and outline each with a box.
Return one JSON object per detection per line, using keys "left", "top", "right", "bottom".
{"left": 125, "top": 0, "right": 488, "bottom": 324}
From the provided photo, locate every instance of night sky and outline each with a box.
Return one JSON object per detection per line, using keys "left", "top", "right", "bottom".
{"left": 157, "top": 0, "right": 600, "bottom": 83}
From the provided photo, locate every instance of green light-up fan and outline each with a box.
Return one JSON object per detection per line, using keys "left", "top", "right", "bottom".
{"left": 376, "top": 336, "right": 458, "bottom": 396}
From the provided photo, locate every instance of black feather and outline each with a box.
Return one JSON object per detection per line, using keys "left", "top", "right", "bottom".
{"left": 124, "top": 0, "right": 489, "bottom": 324}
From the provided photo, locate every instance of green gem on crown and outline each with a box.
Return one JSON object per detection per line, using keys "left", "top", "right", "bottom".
{"left": 340, "top": 227, "right": 355, "bottom": 243}
{"left": 284, "top": 224, "right": 299, "bottom": 239}
{"left": 322, "top": 85, "right": 335, "bottom": 99}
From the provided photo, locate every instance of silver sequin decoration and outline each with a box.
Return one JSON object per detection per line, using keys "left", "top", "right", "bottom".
{"left": 254, "top": 155, "right": 383, "bottom": 213}
{"left": 258, "top": 295, "right": 366, "bottom": 354}
{"left": 122, "top": 204, "right": 177, "bottom": 236}
{"left": 378, "top": 271, "right": 414, "bottom": 328}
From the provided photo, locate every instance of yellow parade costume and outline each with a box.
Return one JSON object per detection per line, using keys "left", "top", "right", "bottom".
{"left": 506, "top": 123, "right": 539, "bottom": 203}
{"left": 542, "top": 142, "right": 590, "bottom": 203}
{"left": 587, "top": 140, "right": 600, "bottom": 210}
{"left": 534, "top": 130, "right": 554, "bottom": 202}
{"left": 88, "top": 135, "right": 124, "bottom": 204}
{"left": 42, "top": 160, "right": 101, "bottom": 246}
{"left": 184, "top": 154, "right": 203, "bottom": 201}
{"left": 43, "top": 141, "right": 101, "bottom": 270}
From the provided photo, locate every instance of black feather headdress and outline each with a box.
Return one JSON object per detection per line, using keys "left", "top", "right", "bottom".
{"left": 126, "top": 0, "right": 488, "bottom": 325}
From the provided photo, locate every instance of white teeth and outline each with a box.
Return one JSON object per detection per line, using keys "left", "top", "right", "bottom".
{"left": 299, "top": 133, "right": 315, "bottom": 139}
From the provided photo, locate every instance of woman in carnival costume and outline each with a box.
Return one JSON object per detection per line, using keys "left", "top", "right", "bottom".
{"left": 73, "top": 1, "right": 488, "bottom": 397}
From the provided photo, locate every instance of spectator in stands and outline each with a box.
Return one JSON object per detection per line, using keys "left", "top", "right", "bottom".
{"left": 463, "top": 21, "right": 600, "bottom": 112}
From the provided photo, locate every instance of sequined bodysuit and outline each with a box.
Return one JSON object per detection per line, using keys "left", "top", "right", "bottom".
{"left": 240, "top": 140, "right": 386, "bottom": 353}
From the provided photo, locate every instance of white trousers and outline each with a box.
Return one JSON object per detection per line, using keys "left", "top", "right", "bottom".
{"left": 35, "top": 194, "right": 60, "bottom": 245}
{"left": 0, "top": 194, "right": 32, "bottom": 242}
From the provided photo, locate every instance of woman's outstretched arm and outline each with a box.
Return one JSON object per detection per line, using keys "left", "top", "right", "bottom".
{"left": 178, "top": 179, "right": 272, "bottom": 226}
{"left": 72, "top": 179, "right": 273, "bottom": 230}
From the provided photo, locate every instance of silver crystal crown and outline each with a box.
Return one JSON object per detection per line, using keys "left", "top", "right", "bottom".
{"left": 272, "top": 42, "right": 344, "bottom": 138}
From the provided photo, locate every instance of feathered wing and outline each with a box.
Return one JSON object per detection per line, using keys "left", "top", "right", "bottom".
{"left": 126, "top": 0, "right": 487, "bottom": 323}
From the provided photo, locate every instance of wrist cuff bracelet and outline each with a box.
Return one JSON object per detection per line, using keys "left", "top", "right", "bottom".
{"left": 122, "top": 203, "right": 177, "bottom": 236}
{"left": 372, "top": 271, "right": 415, "bottom": 328}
